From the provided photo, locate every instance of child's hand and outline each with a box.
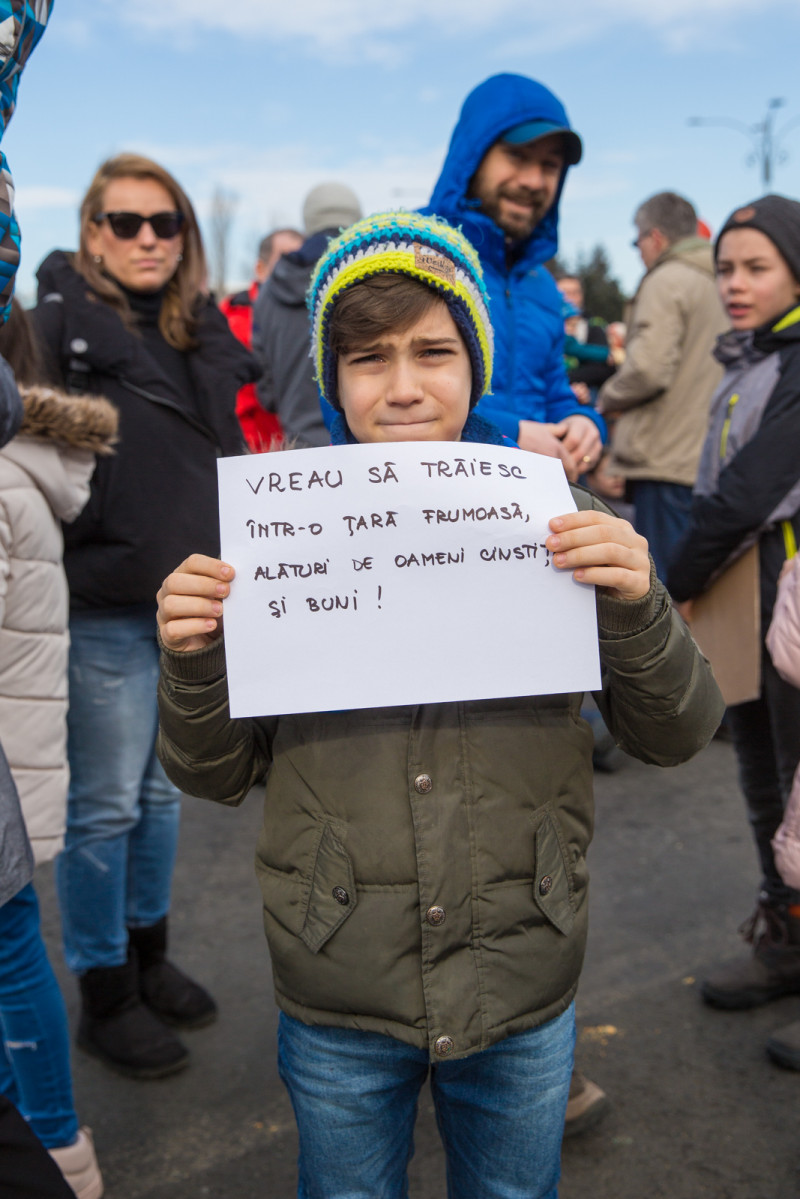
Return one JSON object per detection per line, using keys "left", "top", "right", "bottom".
{"left": 157, "top": 554, "right": 235, "bottom": 652}
{"left": 546, "top": 510, "right": 650, "bottom": 601}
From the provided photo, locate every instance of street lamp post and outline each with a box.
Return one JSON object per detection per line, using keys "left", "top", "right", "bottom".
{"left": 688, "top": 98, "right": 800, "bottom": 191}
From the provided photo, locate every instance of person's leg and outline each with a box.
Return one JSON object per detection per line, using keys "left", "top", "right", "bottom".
{"left": 726, "top": 686, "right": 786, "bottom": 900}
{"left": 57, "top": 607, "right": 180, "bottom": 973}
{"left": 630, "top": 480, "right": 693, "bottom": 580}
{"left": 0, "top": 885, "right": 78, "bottom": 1150}
{"left": 277, "top": 1013, "right": 428, "bottom": 1199}
{"left": 126, "top": 718, "right": 217, "bottom": 1029}
{"left": 433, "top": 1005, "right": 575, "bottom": 1199}
{"left": 703, "top": 650, "right": 800, "bottom": 1008}
{"left": 125, "top": 739, "right": 180, "bottom": 931}
{"left": 57, "top": 607, "right": 189, "bottom": 1077}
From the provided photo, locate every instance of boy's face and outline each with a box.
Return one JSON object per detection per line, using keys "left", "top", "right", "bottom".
{"left": 716, "top": 227, "right": 800, "bottom": 330}
{"left": 337, "top": 301, "right": 472, "bottom": 444}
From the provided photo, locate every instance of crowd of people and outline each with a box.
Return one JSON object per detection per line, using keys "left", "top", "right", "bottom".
{"left": 1, "top": 24, "right": 799, "bottom": 1199}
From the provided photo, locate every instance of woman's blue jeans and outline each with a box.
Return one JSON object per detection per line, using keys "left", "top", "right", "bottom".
{"left": 0, "top": 884, "right": 79, "bottom": 1149}
{"left": 277, "top": 1005, "right": 575, "bottom": 1199}
{"left": 56, "top": 606, "right": 182, "bottom": 974}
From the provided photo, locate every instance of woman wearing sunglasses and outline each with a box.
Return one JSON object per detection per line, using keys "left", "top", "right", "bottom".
{"left": 32, "top": 153, "right": 255, "bottom": 1080}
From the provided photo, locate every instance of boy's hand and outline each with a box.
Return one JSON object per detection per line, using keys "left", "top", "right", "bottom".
{"left": 157, "top": 554, "right": 235, "bottom": 652}
{"left": 546, "top": 510, "right": 650, "bottom": 602}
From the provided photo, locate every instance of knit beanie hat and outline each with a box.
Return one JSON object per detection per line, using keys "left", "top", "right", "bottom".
{"left": 715, "top": 194, "right": 800, "bottom": 282}
{"left": 302, "top": 182, "right": 362, "bottom": 238}
{"left": 307, "top": 210, "right": 493, "bottom": 411}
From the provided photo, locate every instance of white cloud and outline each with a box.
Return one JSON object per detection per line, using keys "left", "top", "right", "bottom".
{"left": 15, "top": 185, "right": 80, "bottom": 209}
{"left": 106, "top": 0, "right": 774, "bottom": 58}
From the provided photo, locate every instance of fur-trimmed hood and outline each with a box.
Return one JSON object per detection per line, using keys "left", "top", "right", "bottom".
{"left": 19, "top": 384, "right": 118, "bottom": 453}
{"left": 1, "top": 385, "right": 117, "bottom": 524}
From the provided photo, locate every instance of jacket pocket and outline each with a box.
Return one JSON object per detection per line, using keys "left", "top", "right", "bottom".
{"left": 530, "top": 805, "right": 576, "bottom": 937}
{"left": 299, "top": 823, "right": 358, "bottom": 954}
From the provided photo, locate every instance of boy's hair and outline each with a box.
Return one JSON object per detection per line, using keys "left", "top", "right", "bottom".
{"left": 308, "top": 211, "right": 493, "bottom": 412}
{"left": 328, "top": 274, "right": 445, "bottom": 357}
{"left": 635, "top": 192, "right": 697, "bottom": 245}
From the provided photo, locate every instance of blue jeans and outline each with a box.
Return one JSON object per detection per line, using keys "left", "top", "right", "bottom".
{"left": 630, "top": 479, "right": 693, "bottom": 581}
{"left": 57, "top": 606, "right": 182, "bottom": 973}
{"left": 277, "top": 1006, "right": 575, "bottom": 1199}
{"left": 0, "top": 885, "right": 79, "bottom": 1149}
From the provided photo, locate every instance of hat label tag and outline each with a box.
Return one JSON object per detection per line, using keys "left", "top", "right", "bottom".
{"left": 414, "top": 244, "right": 456, "bottom": 284}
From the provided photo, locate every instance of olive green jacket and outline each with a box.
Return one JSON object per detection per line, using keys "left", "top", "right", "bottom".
{"left": 157, "top": 519, "right": 723, "bottom": 1062}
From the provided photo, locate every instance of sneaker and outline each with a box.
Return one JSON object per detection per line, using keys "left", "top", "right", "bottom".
{"left": 701, "top": 900, "right": 800, "bottom": 1010}
{"left": 563, "top": 1071, "right": 610, "bottom": 1138}
{"left": 49, "top": 1127, "right": 104, "bottom": 1199}
{"left": 766, "top": 1020, "right": 800, "bottom": 1071}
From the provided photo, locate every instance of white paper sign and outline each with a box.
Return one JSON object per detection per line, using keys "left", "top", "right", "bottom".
{"left": 218, "top": 442, "right": 601, "bottom": 717}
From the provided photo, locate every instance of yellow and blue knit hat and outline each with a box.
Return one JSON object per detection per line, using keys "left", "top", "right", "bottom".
{"left": 308, "top": 210, "right": 493, "bottom": 411}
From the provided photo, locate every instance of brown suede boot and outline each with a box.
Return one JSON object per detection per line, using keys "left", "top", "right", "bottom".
{"left": 701, "top": 898, "right": 800, "bottom": 1010}
{"left": 766, "top": 1020, "right": 800, "bottom": 1070}
{"left": 563, "top": 1070, "right": 610, "bottom": 1138}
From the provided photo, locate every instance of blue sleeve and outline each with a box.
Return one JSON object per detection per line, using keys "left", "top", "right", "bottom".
{"left": 539, "top": 325, "right": 608, "bottom": 439}
{"left": 472, "top": 397, "right": 524, "bottom": 441}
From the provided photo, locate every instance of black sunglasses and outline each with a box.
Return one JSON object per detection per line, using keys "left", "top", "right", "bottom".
{"left": 93, "top": 210, "right": 185, "bottom": 240}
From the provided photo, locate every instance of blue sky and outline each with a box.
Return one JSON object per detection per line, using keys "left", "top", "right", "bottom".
{"left": 6, "top": 0, "right": 800, "bottom": 302}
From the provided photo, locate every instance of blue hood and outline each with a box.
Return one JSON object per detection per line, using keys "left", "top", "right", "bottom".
{"left": 422, "top": 74, "right": 580, "bottom": 273}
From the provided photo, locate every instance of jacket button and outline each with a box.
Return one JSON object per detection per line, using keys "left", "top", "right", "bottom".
{"left": 434, "top": 1035, "right": 455, "bottom": 1058}
{"left": 332, "top": 886, "right": 350, "bottom": 905}
{"left": 538, "top": 875, "right": 553, "bottom": 896}
{"left": 414, "top": 774, "right": 433, "bottom": 794}
{"left": 426, "top": 906, "right": 446, "bottom": 927}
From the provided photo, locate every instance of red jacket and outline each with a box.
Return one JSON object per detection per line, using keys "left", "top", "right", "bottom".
{"left": 220, "top": 284, "right": 282, "bottom": 451}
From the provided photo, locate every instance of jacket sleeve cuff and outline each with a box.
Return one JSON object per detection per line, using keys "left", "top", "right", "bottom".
{"left": 596, "top": 558, "right": 663, "bottom": 637}
{"left": 158, "top": 634, "right": 227, "bottom": 684}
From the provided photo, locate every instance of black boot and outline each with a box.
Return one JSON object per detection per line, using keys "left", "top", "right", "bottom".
{"left": 128, "top": 917, "right": 218, "bottom": 1029}
{"left": 78, "top": 956, "right": 189, "bottom": 1079}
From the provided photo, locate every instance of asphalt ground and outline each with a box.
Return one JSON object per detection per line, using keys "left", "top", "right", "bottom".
{"left": 35, "top": 738, "right": 800, "bottom": 1199}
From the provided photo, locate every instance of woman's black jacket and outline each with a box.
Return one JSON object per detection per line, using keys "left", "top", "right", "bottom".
{"left": 33, "top": 250, "right": 257, "bottom": 609}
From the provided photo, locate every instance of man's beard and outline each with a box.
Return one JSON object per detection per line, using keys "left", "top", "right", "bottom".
{"left": 481, "top": 188, "right": 549, "bottom": 241}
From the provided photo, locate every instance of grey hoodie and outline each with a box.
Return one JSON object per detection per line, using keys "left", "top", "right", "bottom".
{"left": 251, "top": 233, "right": 334, "bottom": 449}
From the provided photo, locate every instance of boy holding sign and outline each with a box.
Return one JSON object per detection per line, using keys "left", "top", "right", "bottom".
{"left": 156, "top": 213, "right": 722, "bottom": 1199}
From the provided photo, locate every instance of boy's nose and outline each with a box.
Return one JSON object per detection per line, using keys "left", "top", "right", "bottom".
{"left": 386, "top": 361, "right": 424, "bottom": 404}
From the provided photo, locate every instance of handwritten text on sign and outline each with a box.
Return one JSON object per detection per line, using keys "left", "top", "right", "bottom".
{"left": 217, "top": 442, "right": 601, "bottom": 716}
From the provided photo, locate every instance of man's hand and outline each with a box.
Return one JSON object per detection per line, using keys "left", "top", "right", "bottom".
{"left": 546, "top": 510, "right": 650, "bottom": 602}
{"left": 553, "top": 414, "right": 603, "bottom": 479}
{"left": 157, "top": 554, "right": 235, "bottom": 652}
{"left": 517, "top": 420, "right": 574, "bottom": 473}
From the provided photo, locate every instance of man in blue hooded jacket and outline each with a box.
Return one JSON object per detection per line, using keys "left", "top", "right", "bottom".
{"left": 422, "top": 73, "right": 605, "bottom": 481}
{"left": 424, "top": 74, "right": 611, "bottom": 1135}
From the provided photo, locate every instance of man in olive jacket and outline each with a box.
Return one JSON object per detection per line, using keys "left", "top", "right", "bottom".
{"left": 598, "top": 192, "right": 728, "bottom": 578}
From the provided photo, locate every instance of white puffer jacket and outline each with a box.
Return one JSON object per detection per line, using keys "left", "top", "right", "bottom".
{"left": 0, "top": 386, "right": 117, "bottom": 864}
{"left": 766, "top": 554, "right": 800, "bottom": 890}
